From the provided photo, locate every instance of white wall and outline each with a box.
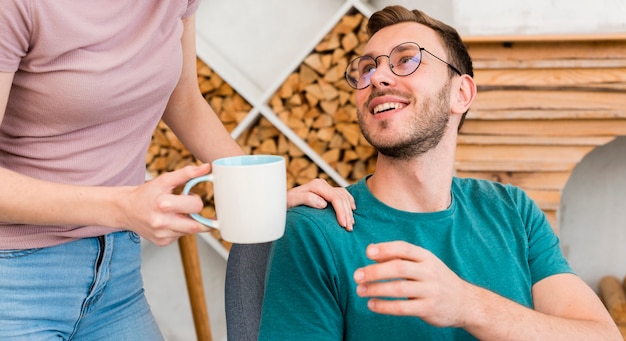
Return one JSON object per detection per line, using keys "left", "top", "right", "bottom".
{"left": 559, "top": 137, "right": 626, "bottom": 292}
{"left": 453, "top": 0, "right": 626, "bottom": 36}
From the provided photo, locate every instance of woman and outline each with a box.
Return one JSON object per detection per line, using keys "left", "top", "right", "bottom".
{"left": 0, "top": 1, "right": 354, "bottom": 339}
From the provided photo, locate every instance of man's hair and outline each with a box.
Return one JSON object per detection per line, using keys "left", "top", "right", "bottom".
{"left": 367, "top": 6, "right": 473, "bottom": 130}
{"left": 367, "top": 6, "right": 473, "bottom": 78}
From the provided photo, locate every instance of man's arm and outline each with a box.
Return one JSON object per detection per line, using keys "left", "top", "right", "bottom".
{"left": 354, "top": 242, "right": 622, "bottom": 340}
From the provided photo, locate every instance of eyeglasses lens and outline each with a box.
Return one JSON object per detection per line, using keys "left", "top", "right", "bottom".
{"left": 345, "top": 42, "right": 422, "bottom": 89}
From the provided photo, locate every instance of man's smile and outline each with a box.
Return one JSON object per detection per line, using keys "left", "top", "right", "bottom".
{"left": 373, "top": 102, "right": 405, "bottom": 115}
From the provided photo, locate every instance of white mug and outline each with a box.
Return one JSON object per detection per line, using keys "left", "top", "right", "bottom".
{"left": 182, "top": 155, "right": 287, "bottom": 244}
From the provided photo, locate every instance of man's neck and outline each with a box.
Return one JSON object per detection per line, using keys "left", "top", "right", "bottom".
{"left": 366, "top": 143, "right": 455, "bottom": 213}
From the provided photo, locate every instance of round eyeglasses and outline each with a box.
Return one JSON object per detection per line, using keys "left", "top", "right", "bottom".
{"left": 344, "top": 42, "right": 462, "bottom": 90}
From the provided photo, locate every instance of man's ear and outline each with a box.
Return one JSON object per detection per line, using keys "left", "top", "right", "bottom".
{"left": 450, "top": 74, "right": 477, "bottom": 115}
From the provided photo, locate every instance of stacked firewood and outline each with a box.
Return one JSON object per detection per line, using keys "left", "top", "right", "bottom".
{"left": 599, "top": 275, "right": 626, "bottom": 338}
{"left": 267, "top": 11, "right": 376, "bottom": 186}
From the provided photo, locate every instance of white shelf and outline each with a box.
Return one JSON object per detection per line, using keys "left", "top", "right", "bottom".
{"left": 196, "top": 0, "right": 348, "bottom": 99}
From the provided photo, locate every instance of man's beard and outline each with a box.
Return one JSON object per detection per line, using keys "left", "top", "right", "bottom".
{"left": 358, "top": 82, "right": 452, "bottom": 161}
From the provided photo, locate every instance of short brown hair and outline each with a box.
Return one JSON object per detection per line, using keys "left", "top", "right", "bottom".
{"left": 367, "top": 6, "right": 473, "bottom": 78}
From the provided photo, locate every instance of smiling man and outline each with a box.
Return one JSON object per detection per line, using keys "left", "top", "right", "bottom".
{"left": 258, "top": 5, "right": 621, "bottom": 340}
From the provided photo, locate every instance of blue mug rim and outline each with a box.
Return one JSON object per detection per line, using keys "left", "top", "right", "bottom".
{"left": 213, "top": 155, "right": 284, "bottom": 167}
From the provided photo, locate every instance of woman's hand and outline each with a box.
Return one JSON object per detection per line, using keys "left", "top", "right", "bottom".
{"left": 120, "top": 164, "right": 212, "bottom": 246}
{"left": 287, "top": 178, "right": 356, "bottom": 231}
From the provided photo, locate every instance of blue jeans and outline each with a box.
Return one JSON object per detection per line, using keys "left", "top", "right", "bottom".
{"left": 0, "top": 231, "right": 164, "bottom": 340}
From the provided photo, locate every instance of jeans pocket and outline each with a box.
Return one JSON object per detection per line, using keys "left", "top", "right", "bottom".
{"left": 0, "top": 247, "right": 42, "bottom": 259}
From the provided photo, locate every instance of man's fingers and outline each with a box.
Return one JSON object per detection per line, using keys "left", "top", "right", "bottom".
{"left": 365, "top": 241, "right": 428, "bottom": 262}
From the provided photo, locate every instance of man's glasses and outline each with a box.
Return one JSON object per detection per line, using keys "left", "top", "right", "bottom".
{"left": 344, "top": 42, "right": 462, "bottom": 90}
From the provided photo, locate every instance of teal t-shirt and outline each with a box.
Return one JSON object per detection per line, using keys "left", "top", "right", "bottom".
{"left": 259, "top": 176, "right": 572, "bottom": 340}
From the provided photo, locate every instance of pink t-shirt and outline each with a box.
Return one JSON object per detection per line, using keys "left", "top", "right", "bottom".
{"left": 0, "top": 0, "right": 200, "bottom": 248}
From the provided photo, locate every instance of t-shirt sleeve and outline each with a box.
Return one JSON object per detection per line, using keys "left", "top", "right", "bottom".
{"left": 183, "top": 0, "right": 201, "bottom": 19}
{"left": 259, "top": 208, "right": 344, "bottom": 340}
{"left": 508, "top": 185, "right": 574, "bottom": 284}
{"left": 0, "top": 0, "right": 31, "bottom": 72}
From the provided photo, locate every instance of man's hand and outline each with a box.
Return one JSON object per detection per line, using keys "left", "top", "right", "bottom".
{"left": 353, "top": 241, "right": 469, "bottom": 327}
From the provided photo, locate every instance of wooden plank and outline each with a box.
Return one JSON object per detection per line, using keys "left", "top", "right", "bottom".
{"left": 457, "top": 134, "right": 617, "bottom": 146}
{"left": 455, "top": 160, "right": 577, "bottom": 172}
{"left": 463, "top": 33, "right": 626, "bottom": 43}
{"left": 472, "top": 90, "right": 626, "bottom": 111}
{"left": 456, "top": 144, "right": 593, "bottom": 163}
{"left": 455, "top": 171, "right": 571, "bottom": 190}
{"left": 461, "top": 119, "right": 626, "bottom": 136}
{"left": 473, "top": 68, "right": 626, "bottom": 88}
{"left": 467, "top": 109, "right": 626, "bottom": 120}
{"left": 473, "top": 59, "right": 626, "bottom": 70}
{"left": 467, "top": 41, "right": 626, "bottom": 62}
{"left": 525, "top": 189, "right": 561, "bottom": 211}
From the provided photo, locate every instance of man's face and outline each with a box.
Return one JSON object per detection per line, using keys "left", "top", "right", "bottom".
{"left": 355, "top": 22, "right": 453, "bottom": 160}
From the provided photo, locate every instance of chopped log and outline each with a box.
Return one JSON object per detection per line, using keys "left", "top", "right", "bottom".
{"left": 278, "top": 73, "right": 298, "bottom": 99}
{"left": 304, "top": 83, "right": 323, "bottom": 101}
{"left": 315, "top": 33, "right": 340, "bottom": 52}
{"left": 296, "top": 163, "right": 319, "bottom": 185}
{"left": 333, "top": 14, "right": 363, "bottom": 35}
{"left": 336, "top": 123, "right": 361, "bottom": 147}
{"left": 304, "top": 53, "right": 327, "bottom": 75}
{"left": 322, "top": 148, "right": 340, "bottom": 164}
{"left": 299, "top": 64, "right": 319, "bottom": 89}
{"left": 257, "top": 139, "right": 277, "bottom": 154}
{"left": 318, "top": 80, "right": 339, "bottom": 101}
{"left": 341, "top": 32, "right": 359, "bottom": 52}
{"left": 316, "top": 127, "right": 335, "bottom": 142}
{"left": 320, "top": 99, "right": 339, "bottom": 116}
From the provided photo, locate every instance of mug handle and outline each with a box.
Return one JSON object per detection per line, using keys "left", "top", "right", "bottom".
{"left": 182, "top": 175, "right": 219, "bottom": 228}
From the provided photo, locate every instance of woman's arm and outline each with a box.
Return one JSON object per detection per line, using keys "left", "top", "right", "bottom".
{"left": 161, "top": 15, "right": 242, "bottom": 163}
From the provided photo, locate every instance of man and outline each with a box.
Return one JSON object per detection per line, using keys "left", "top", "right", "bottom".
{"left": 258, "top": 5, "right": 621, "bottom": 340}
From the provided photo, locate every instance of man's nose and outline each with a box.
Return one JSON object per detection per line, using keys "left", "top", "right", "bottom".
{"left": 369, "top": 55, "right": 395, "bottom": 88}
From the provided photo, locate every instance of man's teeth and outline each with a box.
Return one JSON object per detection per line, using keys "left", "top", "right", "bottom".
{"left": 373, "top": 102, "right": 404, "bottom": 114}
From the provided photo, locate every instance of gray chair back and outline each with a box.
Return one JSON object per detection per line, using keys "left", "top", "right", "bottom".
{"left": 225, "top": 242, "right": 272, "bottom": 341}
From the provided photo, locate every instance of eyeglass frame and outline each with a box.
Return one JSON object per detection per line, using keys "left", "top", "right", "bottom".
{"left": 344, "top": 42, "right": 463, "bottom": 90}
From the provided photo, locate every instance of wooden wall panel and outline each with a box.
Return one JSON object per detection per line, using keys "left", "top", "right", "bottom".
{"left": 460, "top": 36, "right": 626, "bottom": 231}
